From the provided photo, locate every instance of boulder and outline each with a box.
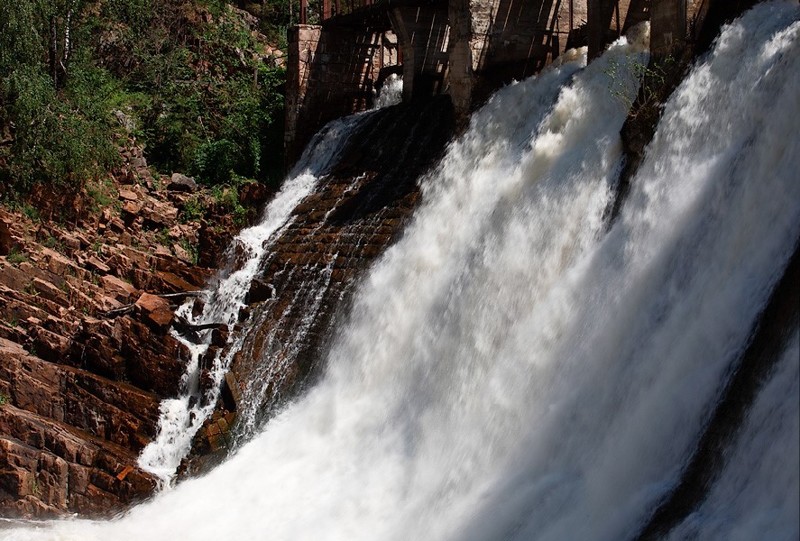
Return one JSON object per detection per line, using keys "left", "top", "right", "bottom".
{"left": 142, "top": 202, "right": 178, "bottom": 229}
{"left": 168, "top": 173, "right": 198, "bottom": 193}
{"left": 100, "top": 275, "right": 139, "bottom": 303}
{"left": 118, "top": 189, "right": 138, "bottom": 202}
{"left": 172, "top": 243, "right": 193, "bottom": 264}
{"left": 121, "top": 201, "right": 141, "bottom": 218}
{"left": 134, "top": 293, "right": 173, "bottom": 329}
{"left": 86, "top": 256, "right": 111, "bottom": 275}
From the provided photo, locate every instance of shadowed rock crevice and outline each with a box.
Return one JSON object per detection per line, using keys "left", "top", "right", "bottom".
{"left": 611, "top": 0, "right": 760, "bottom": 224}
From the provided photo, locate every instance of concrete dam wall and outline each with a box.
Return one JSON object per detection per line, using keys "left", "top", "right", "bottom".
{"left": 285, "top": 0, "right": 722, "bottom": 163}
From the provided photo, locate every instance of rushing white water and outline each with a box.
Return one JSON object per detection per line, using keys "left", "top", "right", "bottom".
{"left": 665, "top": 331, "right": 799, "bottom": 541}
{"left": 5, "top": 2, "right": 800, "bottom": 540}
{"left": 373, "top": 73, "right": 404, "bottom": 109}
{"left": 137, "top": 113, "right": 369, "bottom": 483}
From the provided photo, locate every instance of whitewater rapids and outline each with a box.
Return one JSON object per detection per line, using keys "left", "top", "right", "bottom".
{"left": 4, "top": 1, "right": 799, "bottom": 539}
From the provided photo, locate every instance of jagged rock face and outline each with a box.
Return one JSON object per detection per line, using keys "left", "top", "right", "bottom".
{"left": 0, "top": 339, "right": 159, "bottom": 517}
{"left": 189, "top": 97, "right": 455, "bottom": 460}
{"left": 0, "top": 151, "right": 259, "bottom": 517}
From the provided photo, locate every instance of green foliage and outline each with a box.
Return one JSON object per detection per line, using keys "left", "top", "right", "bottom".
{"left": 103, "top": 0, "right": 154, "bottom": 31}
{"left": 255, "top": 0, "right": 325, "bottom": 44}
{"left": 85, "top": 179, "right": 118, "bottom": 212}
{"left": 179, "top": 238, "right": 199, "bottom": 265}
{"left": 96, "top": 1, "right": 287, "bottom": 187}
{"left": 1, "top": 66, "right": 118, "bottom": 196}
{"left": 212, "top": 174, "right": 252, "bottom": 225}
{"left": 20, "top": 203, "right": 41, "bottom": 222}
{"left": 0, "top": 392, "right": 9, "bottom": 406}
{"left": 192, "top": 139, "right": 240, "bottom": 185}
{"left": 181, "top": 195, "right": 207, "bottom": 222}
{"left": 0, "top": 0, "right": 47, "bottom": 70}
{"left": 43, "top": 235, "right": 65, "bottom": 253}
{"left": 606, "top": 53, "right": 677, "bottom": 111}
{"left": 139, "top": 46, "right": 286, "bottom": 187}
{"left": 155, "top": 227, "right": 172, "bottom": 247}
{"left": 0, "top": 0, "right": 286, "bottom": 209}
{"left": 24, "top": 282, "right": 39, "bottom": 296}
{"left": 30, "top": 476, "right": 41, "bottom": 497}
{"left": 7, "top": 247, "right": 28, "bottom": 265}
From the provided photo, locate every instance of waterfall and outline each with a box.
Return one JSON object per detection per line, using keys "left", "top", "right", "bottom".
{"left": 4, "top": 1, "right": 799, "bottom": 539}
{"left": 137, "top": 112, "right": 372, "bottom": 484}
{"left": 664, "top": 331, "right": 799, "bottom": 541}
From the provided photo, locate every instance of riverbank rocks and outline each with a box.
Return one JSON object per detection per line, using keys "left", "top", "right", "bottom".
{"left": 135, "top": 293, "right": 174, "bottom": 329}
{"left": 0, "top": 143, "right": 267, "bottom": 518}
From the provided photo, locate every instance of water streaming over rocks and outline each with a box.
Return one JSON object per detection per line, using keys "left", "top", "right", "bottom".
{"left": 4, "top": 2, "right": 799, "bottom": 539}
{"left": 221, "top": 96, "right": 454, "bottom": 445}
{"left": 137, "top": 91, "right": 454, "bottom": 482}
{"left": 137, "top": 113, "right": 370, "bottom": 483}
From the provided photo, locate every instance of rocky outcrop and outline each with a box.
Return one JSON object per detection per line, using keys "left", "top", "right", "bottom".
{"left": 0, "top": 339, "right": 158, "bottom": 517}
{"left": 0, "top": 148, "right": 263, "bottom": 517}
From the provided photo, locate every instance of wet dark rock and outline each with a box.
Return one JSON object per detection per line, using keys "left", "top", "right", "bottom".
{"left": 210, "top": 326, "right": 229, "bottom": 347}
{"left": 245, "top": 279, "right": 275, "bottom": 305}
{"left": 238, "top": 182, "right": 273, "bottom": 206}
{"left": 221, "top": 371, "right": 240, "bottom": 412}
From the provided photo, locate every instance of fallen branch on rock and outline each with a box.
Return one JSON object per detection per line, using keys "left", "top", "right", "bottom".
{"left": 102, "top": 305, "right": 135, "bottom": 318}
{"left": 100, "top": 290, "right": 206, "bottom": 319}
{"left": 173, "top": 315, "right": 225, "bottom": 333}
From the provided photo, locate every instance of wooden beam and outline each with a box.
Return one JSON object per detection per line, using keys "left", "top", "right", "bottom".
{"left": 588, "top": 0, "right": 603, "bottom": 60}
{"left": 588, "top": 0, "right": 617, "bottom": 60}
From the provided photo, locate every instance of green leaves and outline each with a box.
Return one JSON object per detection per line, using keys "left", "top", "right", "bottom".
{"left": 0, "top": 0, "right": 287, "bottom": 206}
{"left": 0, "top": 0, "right": 47, "bottom": 71}
{"left": 2, "top": 65, "right": 116, "bottom": 194}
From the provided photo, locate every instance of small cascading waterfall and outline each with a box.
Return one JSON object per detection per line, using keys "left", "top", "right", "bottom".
{"left": 4, "top": 2, "right": 799, "bottom": 540}
{"left": 136, "top": 112, "right": 371, "bottom": 483}
{"left": 138, "top": 85, "right": 454, "bottom": 481}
